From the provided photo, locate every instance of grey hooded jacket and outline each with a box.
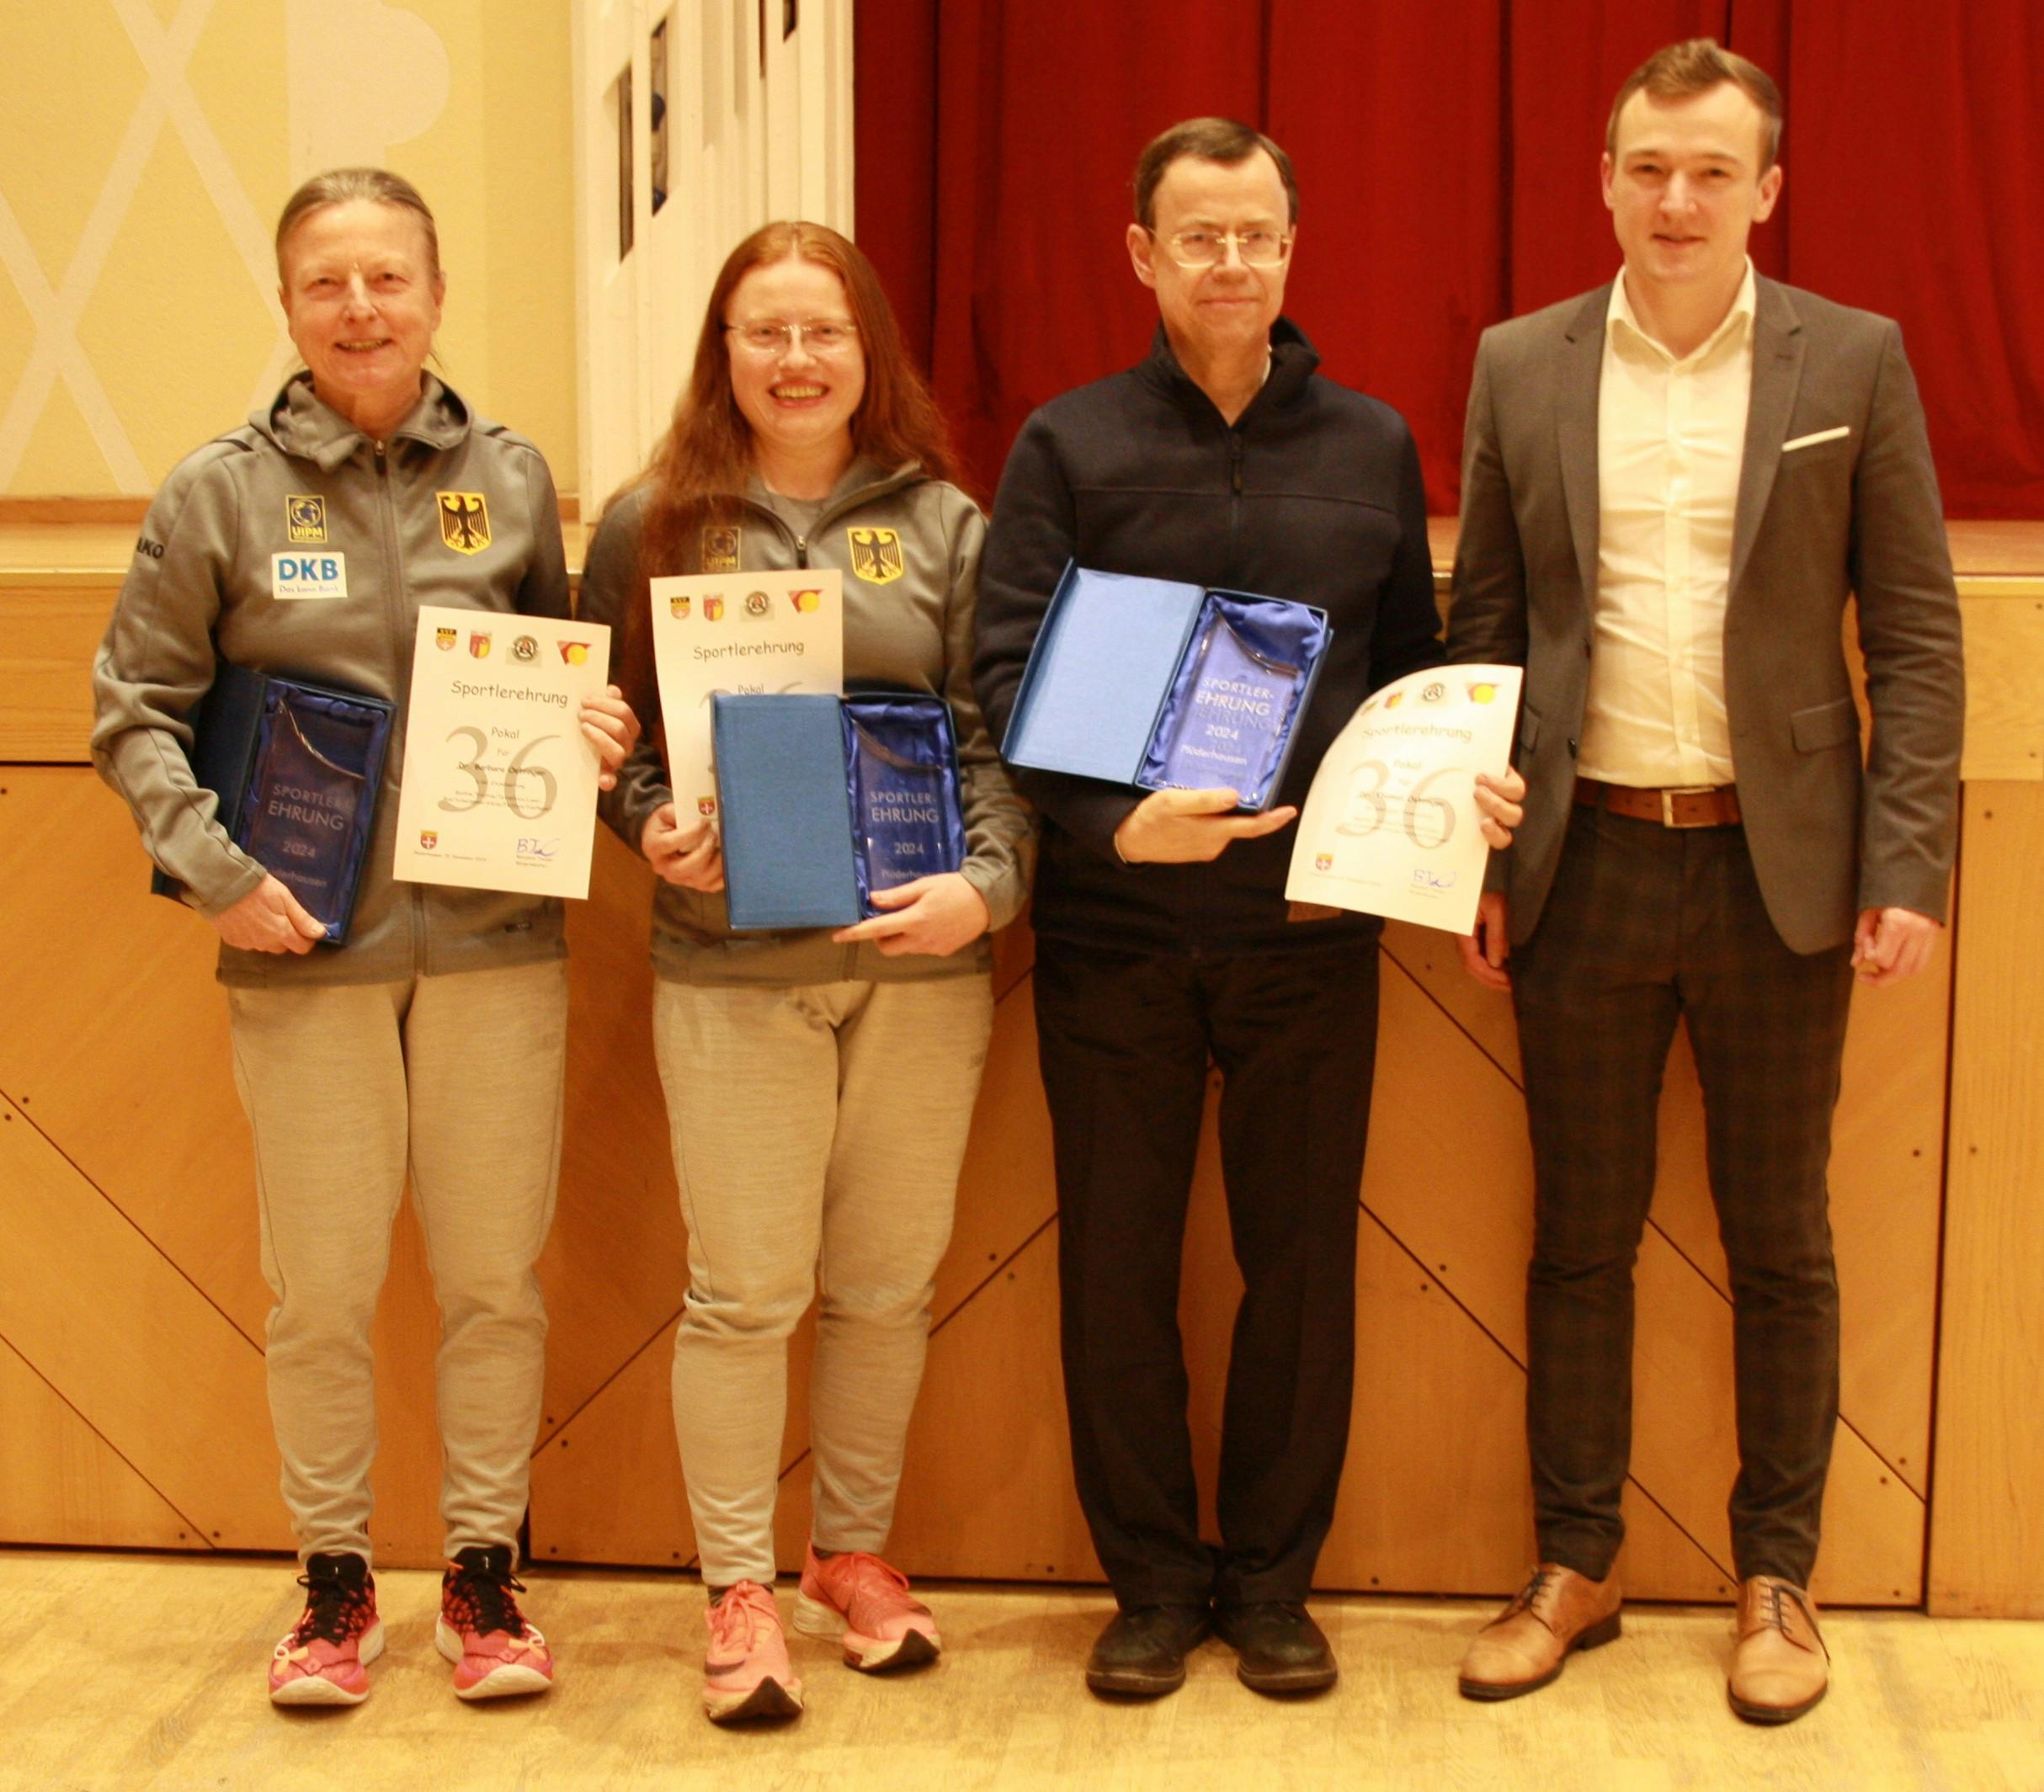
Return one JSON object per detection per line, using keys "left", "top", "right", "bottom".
{"left": 580, "top": 459, "right": 1034, "bottom": 986}
{"left": 92, "top": 373, "right": 572, "bottom": 986}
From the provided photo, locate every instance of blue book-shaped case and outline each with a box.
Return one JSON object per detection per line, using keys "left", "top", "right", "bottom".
{"left": 1002, "top": 563, "right": 1330, "bottom": 812}
{"left": 152, "top": 662, "right": 394, "bottom": 945}
{"left": 713, "top": 692, "right": 967, "bottom": 932}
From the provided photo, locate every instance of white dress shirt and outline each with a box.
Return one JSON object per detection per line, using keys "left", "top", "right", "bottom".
{"left": 1581, "top": 262, "right": 1756, "bottom": 789}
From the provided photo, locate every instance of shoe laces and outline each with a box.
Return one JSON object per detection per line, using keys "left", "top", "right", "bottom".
{"left": 1750, "top": 1579, "right": 1827, "bottom": 1658}
{"left": 1509, "top": 1565, "right": 1556, "bottom": 1617}
{"left": 709, "top": 1581, "right": 779, "bottom": 1653}
{"left": 444, "top": 1545, "right": 531, "bottom": 1638}
{"left": 291, "top": 1556, "right": 371, "bottom": 1647}
{"left": 827, "top": 1550, "right": 913, "bottom": 1606}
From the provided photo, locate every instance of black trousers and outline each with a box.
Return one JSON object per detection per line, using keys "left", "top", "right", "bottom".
{"left": 1031, "top": 933, "right": 1379, "bottom": 1609}
{"left": 1511, "top": 804, "right": 1855, "bottom": 1587}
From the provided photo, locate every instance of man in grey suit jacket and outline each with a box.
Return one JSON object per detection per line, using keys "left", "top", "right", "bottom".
{"left": 1446, "top": 40, "right": 1962, "bottom": 1725}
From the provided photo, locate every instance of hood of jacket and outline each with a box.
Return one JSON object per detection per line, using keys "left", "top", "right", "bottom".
{"left": 250, "top": 370, "right": 474, "bottom": 471}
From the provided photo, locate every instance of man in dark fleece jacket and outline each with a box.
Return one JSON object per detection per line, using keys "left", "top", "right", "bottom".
{"left": 976, "top": 118, "right": 1519, "bottom": 1700}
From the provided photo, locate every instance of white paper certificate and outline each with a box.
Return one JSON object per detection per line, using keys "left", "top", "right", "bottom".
{"left": 391, "top": 606, "right": 613, "bottom": 899}
{"left": 649, "top": 570, "right": 844, "bottom": 824}
{"left": 1285, "top": 663, "right": 1523, "bottom": 933}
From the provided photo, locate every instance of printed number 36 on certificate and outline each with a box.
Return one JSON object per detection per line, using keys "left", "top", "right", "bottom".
{"left": 1285, "top": 664, "right": 1522, "bottom": 934}
{"left": 391, "top": 604, "right": 614, "bottom": 901}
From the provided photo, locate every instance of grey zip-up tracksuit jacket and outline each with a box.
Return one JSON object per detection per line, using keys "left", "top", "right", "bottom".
{"left": 579, "top": 459, "right": 1034, "bottom": 986}
{"left": 92, "top": 374, "right": 572, "bottom": 986}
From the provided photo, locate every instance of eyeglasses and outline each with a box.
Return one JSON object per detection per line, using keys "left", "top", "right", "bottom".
{"left": 725, "top": 319, "right": 860, "bottom": 356}
{"left": 1154, "top": 226, "right": 1294, "bottom": 269}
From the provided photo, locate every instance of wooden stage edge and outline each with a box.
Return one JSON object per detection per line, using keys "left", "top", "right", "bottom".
{"left": 0, "top": 510, "right": 2036, "bottom": 582}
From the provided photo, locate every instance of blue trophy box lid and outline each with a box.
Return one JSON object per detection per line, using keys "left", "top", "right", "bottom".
{"left": 1002, "top": 562, "right": 1329, "bottom": 812}
{"left": 713, "top": 693, "right": 865, "bottom": 930}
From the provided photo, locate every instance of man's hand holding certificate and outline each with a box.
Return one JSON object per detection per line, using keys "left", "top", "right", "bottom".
{"left": 1285, "top": 665, "right": 1524, "bottom": 934}
{"left": 392, "top": 605, "right": 615, "bottom": 899}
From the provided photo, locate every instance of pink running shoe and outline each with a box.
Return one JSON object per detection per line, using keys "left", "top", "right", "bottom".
{"left": 794, "top": 1545, "right": 941, "bottom": 1672}
{"left": 702, "top": 1581, "right": 805, "bottom": 1723}
{"left": 269, "top": 1551, "right": 383, "bottom": 1706}
{"left": 435, "top": 1545, "right": 555, "bottom": 1700}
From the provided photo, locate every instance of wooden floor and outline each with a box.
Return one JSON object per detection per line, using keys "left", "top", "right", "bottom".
{"left": 3, "top": 1552, "right": 2040, "bottom": 1791}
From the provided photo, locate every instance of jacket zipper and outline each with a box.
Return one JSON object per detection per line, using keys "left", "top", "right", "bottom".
{"left": 736, "top": 461, "right": 924, "bottom": 568}
{"left": 1228, "top": 431, "right": 1244, "bottom": 576}
{"left": 374, "top": 439, "right": 427, "bottom": 975}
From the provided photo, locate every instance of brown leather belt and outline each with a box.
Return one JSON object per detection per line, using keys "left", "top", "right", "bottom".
{"left": 1573, "top": 777, "right": 1742, "bottom": 828}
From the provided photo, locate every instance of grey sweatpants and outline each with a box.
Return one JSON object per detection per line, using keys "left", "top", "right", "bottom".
{"left": 652, "top": 974, "right": 993, "bottom": 1587}
{"left": 226, "top": 959, "right": 568, "bottom": 1565}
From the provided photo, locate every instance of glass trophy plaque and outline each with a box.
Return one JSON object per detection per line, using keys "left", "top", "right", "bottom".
{"left": 843, "top": 697, "right": 966, "bottom": 907}
{"left": 233, "top": 689, "right": 384, "bottom": 938}
{"left": 1152, "top": 611, "right": 1305, "bottom": 802}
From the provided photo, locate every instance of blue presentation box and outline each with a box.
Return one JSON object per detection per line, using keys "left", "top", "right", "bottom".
{"left": 713, "top": 692, "right": 967, "bottom": 932}
{"left": 1001, "top": 563, "right": 1330, "bottom": 811}
{"left": 152, "top": 662, "right": 393, "bottom": 944}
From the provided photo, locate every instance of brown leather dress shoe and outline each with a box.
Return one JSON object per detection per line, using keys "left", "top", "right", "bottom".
{"left": 1458, "top": 1562, "right": 1621, "bottom": 1700}
{"left": 1728, "top": 1577, "right": 1828, "bottom": 1724}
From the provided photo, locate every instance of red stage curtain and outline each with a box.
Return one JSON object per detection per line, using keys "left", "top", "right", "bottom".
{"left": 855, "top": 0, "right": 2043, "bottom": 518}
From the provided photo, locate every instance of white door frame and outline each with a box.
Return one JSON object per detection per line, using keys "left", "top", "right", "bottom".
{"left": 571, "top": 0, "right": 856, "bottom": 513}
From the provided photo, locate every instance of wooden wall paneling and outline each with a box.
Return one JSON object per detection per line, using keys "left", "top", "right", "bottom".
{"left": 1931, "top": 782, "right": 2044, "bottom": 1617}
{"left": 541, "top": 837, "right": 687, "bottom": 1436}
{"left": 0, "top": 1338, "right": 200, "bottom": 1550}
{"left": 1826, "top": 944, "right": 1951, "bottom": 1495}
{"left": 1956, "top": 587, "right": 2044, "bottom": 783}
{"left": 0, "top": 1095, "right": 287, "bottom": 1550}
{"left": 879, "top": 1222, "right": 1100, "bottom": 1582}
{"left": 530, "top": 1318, "right": 699, "bottom": 1568}
{"left": 0, "top": 772, "right": 270, "bottom": 1336}
{"left": 1360, "top": 954, "right": 1537, "bottom": 1362}
{"left": 1379, "top": 920, "right": 1522, "bottom": 1080}
{"left": 932, "top": 976, "right": 1059, "bottom": 1318}
{"left": 0, "top": 581, "right": 108, "bottom": 762}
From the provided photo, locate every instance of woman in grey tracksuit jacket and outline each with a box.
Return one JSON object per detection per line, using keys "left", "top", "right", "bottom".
{"left": 576, "top": 219, "right": 1031, "bottom": 1718}
{"left": 89, "top": 170, "right": 631, "bottom": 1704}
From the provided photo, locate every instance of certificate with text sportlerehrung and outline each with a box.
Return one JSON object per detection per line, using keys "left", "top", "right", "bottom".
{"left": 1285, "top": 664, "right": 1522, "bottom": 933}
{"left": 650, "top": 569, "right": 845, "bottom": 826}
{"left": 391, "top": 606, "right": 613, "bottom": 899}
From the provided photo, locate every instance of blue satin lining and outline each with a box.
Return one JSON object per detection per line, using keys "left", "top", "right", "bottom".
{"left": 1137, "top": 590, "right": 1330, "bottom": 810}
{"left": 840, "top": 694, "right": 967, "bottom": 913}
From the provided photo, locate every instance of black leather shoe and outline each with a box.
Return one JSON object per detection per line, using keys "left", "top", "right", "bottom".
{"left": 1212, "top": 1601, "right": 1338, "bottom": 1694}
{"left": 1083, "top": 1604, "right": 1211, "bottom": 1696}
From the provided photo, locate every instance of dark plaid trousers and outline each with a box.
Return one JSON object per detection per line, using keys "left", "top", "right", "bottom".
{"left": 1032, "top": 933, "right": 1379, "bottom": 1609}
{"left": 1509, "top": 801, "right": 1855, "bottom": 1587}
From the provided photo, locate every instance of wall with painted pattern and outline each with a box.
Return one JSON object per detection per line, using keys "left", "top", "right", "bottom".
{"left": 0, "top": 0, "right": 576, "bottom": 497}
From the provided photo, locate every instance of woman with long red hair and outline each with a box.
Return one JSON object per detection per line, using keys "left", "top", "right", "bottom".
{"left": 579, "top": 222, "right": 1031, "bottom": 1724}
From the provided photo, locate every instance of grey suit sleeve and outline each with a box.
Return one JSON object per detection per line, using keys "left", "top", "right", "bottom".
{"left": 1848, "top": 324, "right": 1964, "bottom": 921}
{"left": 1445, "top": 336, "right": 1529, "bottom": 895}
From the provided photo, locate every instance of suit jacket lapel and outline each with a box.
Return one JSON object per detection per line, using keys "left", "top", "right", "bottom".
{"left": 1731, "top": 278, "right": 1806, "bottom": 601}
{"left": 1557, "top": 287, "right": 1610, "bottom": 610}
